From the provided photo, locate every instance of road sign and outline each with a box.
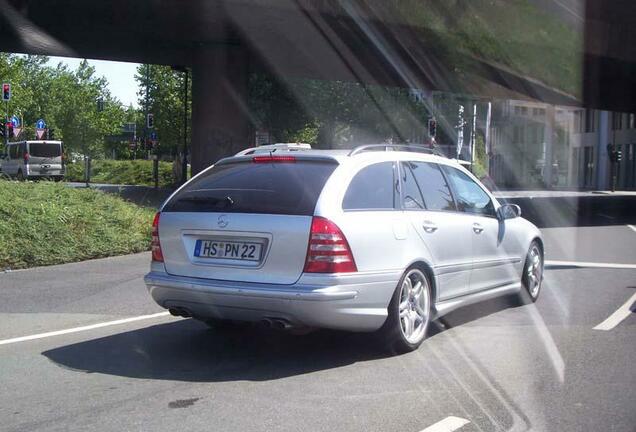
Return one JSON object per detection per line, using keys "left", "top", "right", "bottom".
{"left": 36, "top": 119, "right": 46, "bottom": 129}
{"left": 10, "top": 115, "right": 20, "bottom": 127}
{"left": 150, "top": 131, "right": 157, "bottom": 141}
{"left": 13, "top": 127, "right": 21, "bottom": 137}
{"left": 36, "top": 128, "right": 46, "bottom": 139}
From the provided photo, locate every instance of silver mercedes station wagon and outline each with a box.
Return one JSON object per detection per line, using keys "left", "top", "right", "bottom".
{"left": 145, "top": 143, "right": 544, "bottom": 352}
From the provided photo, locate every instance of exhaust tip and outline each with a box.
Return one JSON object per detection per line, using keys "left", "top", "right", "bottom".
{"left": 260, "top": 318, "right": 273, "bottom": 328}
{"left": 168, "top": 307, "right": 192, "bottom": 318}
{"left": 271, "top": 318, "right": 292, "bottom": 330}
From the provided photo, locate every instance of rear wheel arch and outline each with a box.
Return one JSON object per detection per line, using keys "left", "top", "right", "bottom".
{"left": 405, "top": 260, "right": 437, "bottom": 304}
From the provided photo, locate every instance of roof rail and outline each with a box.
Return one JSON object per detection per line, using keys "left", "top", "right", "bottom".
{"left": 348, "top": 144, "right": 446, "bottom": 157}
{"left": 235, "top": 143, "right": 312, "bottom": 156}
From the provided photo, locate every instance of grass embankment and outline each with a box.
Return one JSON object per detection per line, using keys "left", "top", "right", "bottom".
{"left": 0, "top": 180, "right": 155, "bottom": 270}
{"left": 65, "top": 159, "right": 177, "bottom": 188}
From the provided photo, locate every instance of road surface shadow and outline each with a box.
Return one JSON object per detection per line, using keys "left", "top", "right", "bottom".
{"left": 42, "top": 298, "right": 521, "bottom": 383}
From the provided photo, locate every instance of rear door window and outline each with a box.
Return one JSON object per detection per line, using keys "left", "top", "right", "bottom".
{"left": 29, "top": 143, "right": 62, "bottom": 158}
{"left": 163, "top": 159, "right": 337, "bottom": 215}
{"left": 403, "top": 161, "right": 456, "bottom": 211}
{"left": 342, "top": 162, "right": 396, "bottom": 210}
{"left": 400, "top": 162, "right": 425, "bottom": 209}
{"left": 8, "top": 145, "right": 17, "bottom": 159}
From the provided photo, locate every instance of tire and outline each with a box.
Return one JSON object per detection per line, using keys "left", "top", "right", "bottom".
{"left": 54, "top": 176, "right": 64, "bottom": 183}
{"left": 377, "top": 267, "right": 432, "bottom": 354}
{"left": 16, "top": 170, "right": 24, "bottom": 181}
{"left": 521, "top": 241, "right": 544, "bottom": 303}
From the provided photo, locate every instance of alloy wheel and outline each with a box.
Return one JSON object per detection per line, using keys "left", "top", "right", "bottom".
{"left": 398, "top": 269, "right": 430, "bottom": 344}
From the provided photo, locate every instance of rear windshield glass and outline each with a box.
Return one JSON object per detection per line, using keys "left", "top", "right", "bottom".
{"left": 29, "top": 143, "right": 61, "bottom": 158}
{"left": 163, "top": 160, "right": 337, "bottom": 215}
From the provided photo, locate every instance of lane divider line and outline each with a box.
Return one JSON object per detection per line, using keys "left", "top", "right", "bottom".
{"left": 420, "top": 416, "right": 470, "bottom": 432}
{"left": 545, "top": 260, "right": 636, "bottom": 270}
{"left": 593, "top": 292, "right": 636, "bottom": 331}
{"left": 0, "top": 311, "right": 171, "bottom": 346}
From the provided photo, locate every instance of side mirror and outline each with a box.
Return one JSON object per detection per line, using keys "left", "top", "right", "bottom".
{"left": 497, "top": 203, "right": 521, "bottom": 220}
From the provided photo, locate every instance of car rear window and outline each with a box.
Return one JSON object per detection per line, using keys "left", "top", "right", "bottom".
{"left": 29, "top": 143, "right": 62, "bottom": 158}
{"left": 163, "top": 159, "right": 337, "bottom": 215}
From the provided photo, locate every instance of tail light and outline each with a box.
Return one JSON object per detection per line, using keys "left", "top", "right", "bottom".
{"left": 252, "top": 155, "right": 296, "bottom": 163}
{"left": 304, "top": 217, "right": 357, "bottom": 273}
{"left": 151, "top": 212, "right": 164, "bottom": 262}
{"left": 23, "top": 152, "right": 30, "bottom": 163}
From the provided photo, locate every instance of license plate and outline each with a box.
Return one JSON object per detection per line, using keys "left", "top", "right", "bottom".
{"left": 194, "top": 239, "right": 262, "bottom": 261}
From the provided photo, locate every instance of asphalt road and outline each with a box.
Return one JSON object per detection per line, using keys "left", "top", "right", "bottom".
{"left": 1, "top": 225, "right": 635, "bottom": 432}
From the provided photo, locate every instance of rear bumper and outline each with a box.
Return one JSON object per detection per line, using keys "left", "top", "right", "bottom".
{"left": 144, "top": 269, "right": 401, "bottom": 332}
{"left": 25, "top": 168, "right": 64, "bottom": 177}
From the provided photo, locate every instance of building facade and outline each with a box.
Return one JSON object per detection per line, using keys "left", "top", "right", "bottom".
{"left": 489, "top": 101, "right": 636, "bottom": 190}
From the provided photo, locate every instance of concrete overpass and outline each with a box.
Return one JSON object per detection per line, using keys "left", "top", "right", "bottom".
{"left": 0, "top": 0, "right": 633, "bottom": 172}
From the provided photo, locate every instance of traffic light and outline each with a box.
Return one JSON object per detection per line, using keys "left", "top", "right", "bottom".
{"left": 428, "top": 118, "right": 437, "bottom": 138}
{"left": 146, "top": 113, "right": 154, "bottom": 129}
{"left": 616, "top": 150, "right": 622, "bottom": 163}
{"left": 6, "top": 123, "right": 13, "bottom": 138}
{"left": 2, "top": 83, "right": 10, "bottom": 101}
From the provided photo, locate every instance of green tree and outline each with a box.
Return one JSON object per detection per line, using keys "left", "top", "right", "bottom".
{"left": 49, "top": 60, "right": 125, "bottom": 158}
{"left": 135, "top": 64, "right": 191, "bottom": 158}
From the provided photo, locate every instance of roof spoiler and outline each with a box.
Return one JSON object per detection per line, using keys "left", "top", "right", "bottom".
{"left": 235, "top": 143, "right": 312, "bottom": 156}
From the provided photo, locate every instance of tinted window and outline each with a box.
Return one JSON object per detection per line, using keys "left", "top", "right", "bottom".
{"left": 343, "top": 162, "right": 395, "bottom": 210}
{"left": 29, "top": 143, "right": 61, "bottom": 158}
{"left": 400, "top": 163, "right": 425, "bottom": 209}
{"left": 404, "top": 162, "right": 455, "bottom": 211}
{"left": 8, "top": 145, "right": 17, "bottom": 159}
{"left": 164, "top": 160, "right": 336, "bottom": 215}
{"left": 441, "top": 165, "right": 495, "bottom": 216}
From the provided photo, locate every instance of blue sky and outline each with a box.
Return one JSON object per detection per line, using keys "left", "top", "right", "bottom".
{"left": 47, "top": 56, "right": 140, "bottom": 108}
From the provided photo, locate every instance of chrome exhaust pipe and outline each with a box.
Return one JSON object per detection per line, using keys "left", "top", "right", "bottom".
{"left": 272, "top": 318, "right": 292, "bottom": 330}
{"left": 260, "top": 318, "right": 273, "bottom": 328}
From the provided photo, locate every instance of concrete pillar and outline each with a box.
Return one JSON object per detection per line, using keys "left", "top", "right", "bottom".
{"left": 191, "top": 45, "right": 250, "bottom": 174}
{"left": 596, "top": 110, "right": 610, "bottom": 190}
{"left": 543, "top": 104, "right": 555, "bottom": 188}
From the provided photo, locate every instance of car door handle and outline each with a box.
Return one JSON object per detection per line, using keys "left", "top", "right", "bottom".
{"left": 473, "top": 223, "right": 484, "bottom": 234}
{"left": 422, "top": 221, "right": 438, "bottom": 233}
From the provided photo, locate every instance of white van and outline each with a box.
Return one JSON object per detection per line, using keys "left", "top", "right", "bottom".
{"left": 0, "top": 140, "right": 65, "bottom": 181}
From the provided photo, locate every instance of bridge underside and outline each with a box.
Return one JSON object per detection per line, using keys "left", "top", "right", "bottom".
{"left": 0, "top": 0, "right": 634, "bottom": 171}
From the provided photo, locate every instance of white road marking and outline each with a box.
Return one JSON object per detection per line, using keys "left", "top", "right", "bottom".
{"left": 627, "top": 225, "right": 636, "bottom": 233}
{"left": 546, "top": 260, "right": 636, "bottom": 270}
{"left": 593, "top": 292, "right": 636, "bottom": 331}
{"left": 420, "top": 416, "right": 470, "bottom": 432}
{"left": 0, "top": 311, "right": 171, "bottom": 346}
